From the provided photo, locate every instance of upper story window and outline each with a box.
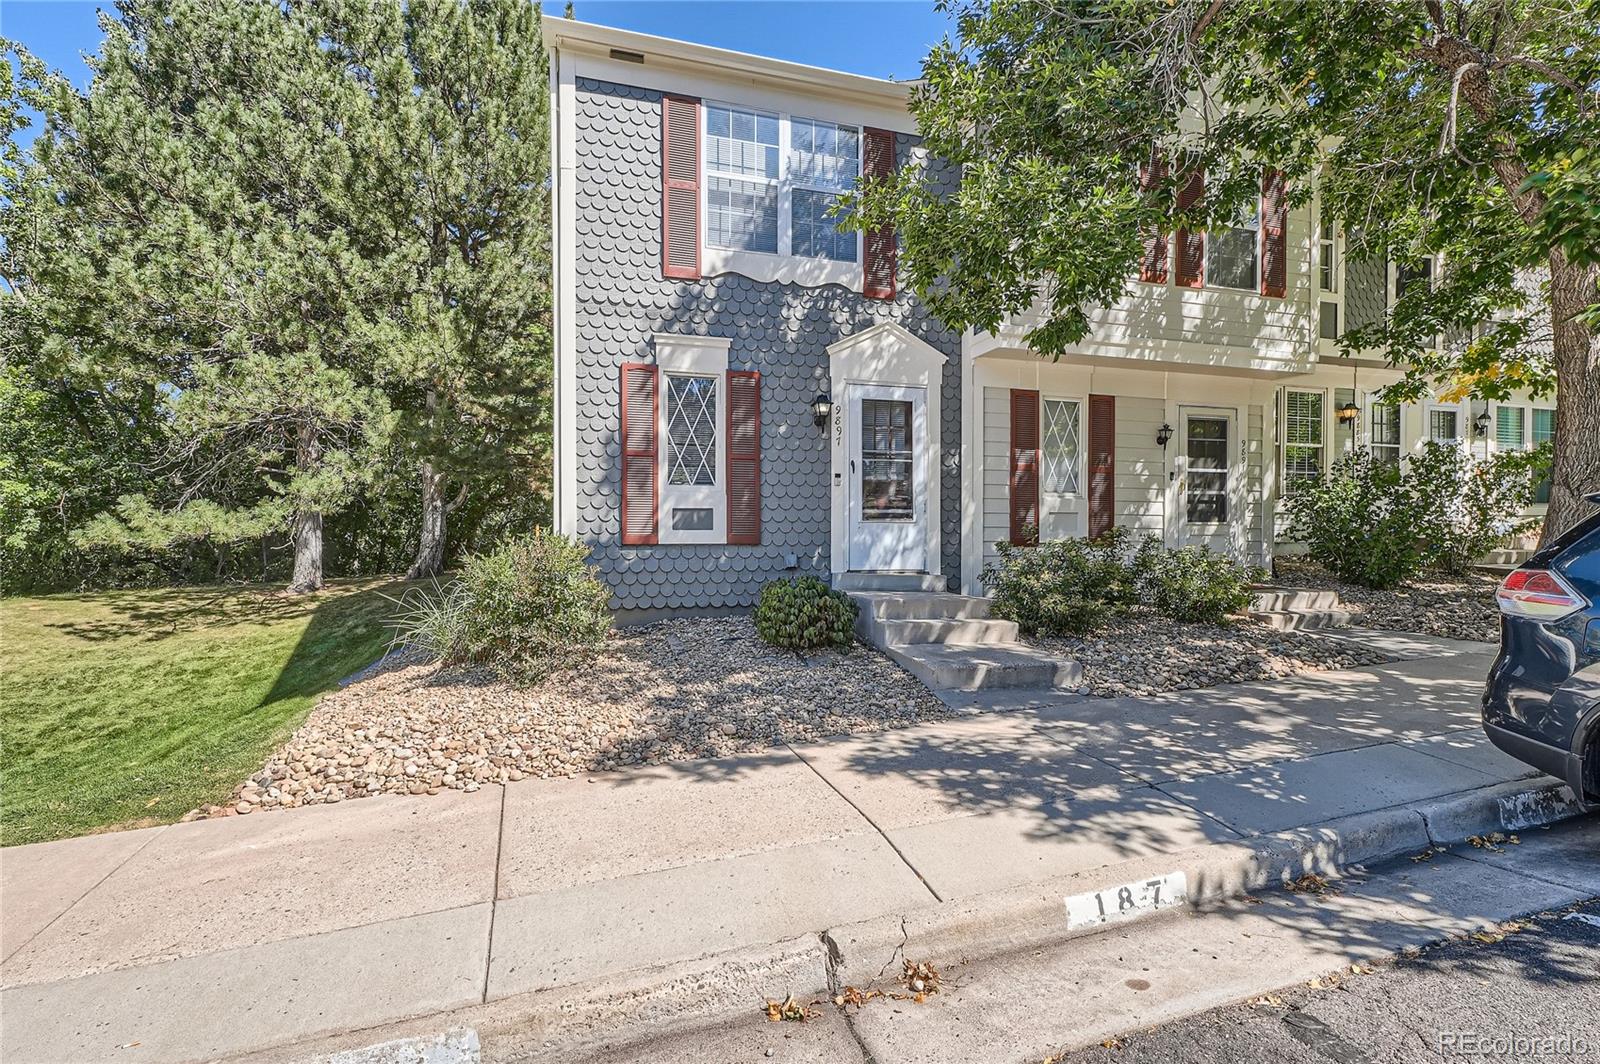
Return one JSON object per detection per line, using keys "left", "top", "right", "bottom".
{"left": 703, "top": 104, "right": 860, "bottom": 264}
{"left": 1318, "top": 224, "right": 1339, "bottom": 293}
{"left": 1207, "top": 203, "right": 1259, "bottom": 291}
{"left": 1395, "top": 257, "right": 1434, "bottom": 300}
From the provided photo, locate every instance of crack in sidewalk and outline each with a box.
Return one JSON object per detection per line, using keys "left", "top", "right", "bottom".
{"left": 784, "top": 741, "right": 943, "bottom": 902}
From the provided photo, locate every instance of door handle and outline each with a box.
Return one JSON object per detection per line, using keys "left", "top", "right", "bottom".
{"left": 850, "top": 459, "right": 856, "bottom": 474}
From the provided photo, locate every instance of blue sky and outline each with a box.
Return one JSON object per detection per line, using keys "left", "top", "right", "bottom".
{"left": 5, "top": 1, "right": 953, "bottom": 147}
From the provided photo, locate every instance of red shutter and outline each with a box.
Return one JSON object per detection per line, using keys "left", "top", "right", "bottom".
{"left": 1087, "top": 394, "right": 1115, "bottom": 539}
{"left": 1009, "top": 389, "right": 1041, "bottom": 546}
{"left": 862, "top": 127, "right": 897, "bottom": 300}
{"left": 1174, "top": 168, "right": 1205, "bottom": 289}
{"left": 1260, "top": 168, "right": 1287, "bottom": 298}
{"left": 662, "top": 94, "right": 701, "bottom": 280}
{"left": 726, "top": 370, "right": 761, "bottom": 545}
{"left": 1138, "top": 151, "right": 1169, "bottom": 284}
{"left": 620, "top": 363, "right": 658, "bottom": 545}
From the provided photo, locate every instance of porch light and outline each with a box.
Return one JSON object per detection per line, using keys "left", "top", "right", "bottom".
{"left": 1156, "top": 423, "right": 1173, "bottom": 448}
{"left": 811, "top": 392, "right": 833, "bottom": 428}
{"left": 1474, "top": 410, "right": 1492, "bottom": 437}
{"left": 1336, "top": 400, "right": 1360, "bottom": 424}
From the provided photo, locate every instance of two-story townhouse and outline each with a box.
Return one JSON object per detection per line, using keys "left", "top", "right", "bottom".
{"left": 547, "top": 19, "right": 1554, "bottom": 617}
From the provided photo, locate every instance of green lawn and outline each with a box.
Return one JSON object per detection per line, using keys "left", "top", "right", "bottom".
{"left": 1, "top": 578, "right": 409, "bottom": 846}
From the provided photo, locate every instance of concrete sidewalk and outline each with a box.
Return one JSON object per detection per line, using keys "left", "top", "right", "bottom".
{"left": 0, "top": 630, "right": 1585, "bottom": 1063}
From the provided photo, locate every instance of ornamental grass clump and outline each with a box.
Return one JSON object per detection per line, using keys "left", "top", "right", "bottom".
{"left": 754, "top": 575, "right": 858, "bottom": 651}
{"left": 389, "top": 530, "right": 611, "bottom": 684}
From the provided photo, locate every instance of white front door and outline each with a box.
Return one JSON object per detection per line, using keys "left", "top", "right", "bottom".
{"left": 846, "top": 383, "right": 928, "bottom": 572}
{"left": 1175, "top": 407, "right": 1238, "bottom": 554}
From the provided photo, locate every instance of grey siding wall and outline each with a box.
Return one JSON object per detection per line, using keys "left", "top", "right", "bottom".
{"left": 571, "top": 78, "right": 962, "bottom": 613}
{"left": 1346, "top": 255, "right": 1388, "bottom": 332}
{"left": 1245, "top": 403, "right": 1268, "bottom": 566}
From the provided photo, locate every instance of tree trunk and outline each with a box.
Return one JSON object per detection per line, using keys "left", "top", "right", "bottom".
{"left": 406, "top": 460, "right": 448, "bottom": 579}
{"left": 287, "top": 426, "right": 325, "bottom": 593}
{"left": 1538, "top": 256, "right": 1600, "bottom": 546}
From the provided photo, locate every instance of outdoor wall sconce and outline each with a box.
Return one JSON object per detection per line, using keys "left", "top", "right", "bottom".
{"left": 1336, "top": 400, "right": 1360, "bottom": 425}
{"left": 1156, "top": 423, "right": 1173, "bottom": 448}
{"left": 1474, "top": 410, "right": 1492, "bottom": 437}
{"left": 811, "top": 392, "right": 834, "bottom": 428}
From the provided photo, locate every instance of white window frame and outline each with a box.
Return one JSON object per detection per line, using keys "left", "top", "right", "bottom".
{"left": 1492, "top": 402, "right": 1528, "bottom": 454}
{"left": 653, "top": 334, "right": 731, "bottom": 545}
{"left": 701, "top": 101, "right": 862, "bottom": 269}
{"left": 1204, "top": 189, "right": 1261, "bottom": 293}
{"left": 1390, "top": 255, "right": 1440, "bottom": 352}
{"left": 1282, "top": 387, "right": 1328, "bottom": 495}
{"left": 1315, "top": 213, "right": 1345, "bottom": 352}
{"left": 1425, "top": 402, "right": 1465, "bottom": 451}
{"left": 1368, "top": 399, "right": 1401, "bottom": 467}
{"left": 1039, "top": 394, "right": 1085, "bottom": 504}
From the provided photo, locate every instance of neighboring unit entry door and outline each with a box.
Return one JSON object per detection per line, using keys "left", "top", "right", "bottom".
{"left": 1176, "top": 408, "right": 1237, "bottom": 553}
{"left": 846, "top": 383, "right": 928, "bottom": 572}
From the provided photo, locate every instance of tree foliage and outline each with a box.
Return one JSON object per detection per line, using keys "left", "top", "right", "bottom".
{"left": 853, "top": 0, "right": 1599, "bottom": 540}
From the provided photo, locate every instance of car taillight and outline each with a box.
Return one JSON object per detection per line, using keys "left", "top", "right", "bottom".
{"left": 1496, "top": 568, "right": 1587, "bottom": 621}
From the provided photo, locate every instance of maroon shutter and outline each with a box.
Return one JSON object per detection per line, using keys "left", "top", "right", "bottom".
{"left": 726, "top": 370, "right": 761, "bottom": 545}
{"left": 1087, "top": 394, "right": 1115, "bottom": 539}
{"left": 1260, "top": 168, "right": 1287, "bottom": 298}
{"left": 1009, "top": 389, "right": 1041, "bottom": 546}
{"left": 620, "top": 363, "right": 658, "bottom": 545}
{"left": 1138, "top": 151, "right": 1169, "bottom": 284}
{"left": 662, "top": 94, "right": 701, "bottom": 280}
{"left": 862, "top": 127, "right": 897, "bottom": 300}
{"left": 1174, "top": 167, "right": 1205, "bottom": 289}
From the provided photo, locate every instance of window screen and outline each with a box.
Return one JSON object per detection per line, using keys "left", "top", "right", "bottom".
{"left": 1186, "top": 417, "right": 1229, "bottom": 523}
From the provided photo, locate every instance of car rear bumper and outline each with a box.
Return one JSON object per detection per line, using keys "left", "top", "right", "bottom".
{"left": 1484, "top": 720, "right": 1593, "bottom": 809}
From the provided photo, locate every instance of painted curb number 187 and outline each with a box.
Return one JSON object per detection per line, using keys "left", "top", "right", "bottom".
{"left": 1063, "top": 871, "right": 1188, "bottom": 929}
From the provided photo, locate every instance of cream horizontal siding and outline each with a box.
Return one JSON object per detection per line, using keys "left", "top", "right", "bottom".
{"left": 981, "top": 386, "right": 1011, "bottom": 577}
{"left": 1114, "top": 396, "right": 1167, "bottom": 538}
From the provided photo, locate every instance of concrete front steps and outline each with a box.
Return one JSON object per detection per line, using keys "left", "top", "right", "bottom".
{"left": 847, "top": 586, "right": 1083, "bottom": 693}
{"left": 1247, "top": 586, "right": 1352, "bottom": 632}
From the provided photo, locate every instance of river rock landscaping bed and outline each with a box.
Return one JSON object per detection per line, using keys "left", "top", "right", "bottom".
{"left": 190, "top": 617, "right": 952, "bottom": 817}
{"left": 1031, "top": 610, "right": 1396, "bottom": 698}
{"left": 1272, "top": 559, "right": 1501, "bottom": 643}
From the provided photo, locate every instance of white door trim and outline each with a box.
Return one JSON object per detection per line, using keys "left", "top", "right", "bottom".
{"left": 846, "top": 384, "right": 928, "bottom": 571}
{"left": 1172, "top": 405, "right": 1241, "bottom": 548}
{"left": 828, "top": 322, "right": 947, "bottom": 578}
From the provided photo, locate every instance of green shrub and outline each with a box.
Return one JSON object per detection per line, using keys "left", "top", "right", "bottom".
{"left": 391, "top": 529, "right": 612, "bottom": 684}
{"left": 983, "top": 530, "right": 1261, "bottom": 633}
{"left": 1409, "top": 441, "right": 1541, "bottom": 574}
{"left": 754, "top": 576, "right": 858, "bottom": 650}
{"left": 1284, "top": 451, "right": 1424, "bottom": 589}
{"left": 1137, "top": 543, "right": 1261, "bottom": 624}
{"left": 980, "top": 536, "right": 1126, "bottom": 635}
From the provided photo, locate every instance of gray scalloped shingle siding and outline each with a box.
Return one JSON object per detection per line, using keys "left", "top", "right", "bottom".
{"left": 572, "top": 78, "right": 962, "bottom": 614}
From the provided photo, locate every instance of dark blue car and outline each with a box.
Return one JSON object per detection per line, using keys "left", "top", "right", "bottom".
{"left": 1483, "top": 493, "right": 1600, "bottom": 808}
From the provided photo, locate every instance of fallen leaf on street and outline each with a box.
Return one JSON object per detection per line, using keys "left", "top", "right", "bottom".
{"left": 1285, "top": 873, "right": 1341, "bottom": 896}
{"left": 764, "top": 994, "right": 817, "bottom": 1022}
{"left": 1248, "top": 993, "right": 1287, "bottom": 1008}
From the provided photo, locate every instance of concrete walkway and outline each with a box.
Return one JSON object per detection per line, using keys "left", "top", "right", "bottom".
{"left": 0, "top": 630, "right": 1570, "bottom": 1062}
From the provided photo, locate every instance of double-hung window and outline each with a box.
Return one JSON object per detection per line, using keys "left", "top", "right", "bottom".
{"left": 1041, "top": 399, "right": 1081, "bottom": 495}
{"left": 1284, "top": 389, "right": 1325, "bottom": 493}
{"left": 788, "top": 117, "right": 859, "bottom": 262}
{"left": 1495, "top": 405, "right": 1526, "bottom": 453}
{"left": 1208, "top": 202, "right": 1260, "bottom": 291}
{"left": 704, "top": 104, "right": 861, "bottom": 263}
{"left": 1370, "top": 403, "right": 1401, "bottom": 466}
{"left": 1429, "top": 407, "right": 1460, "bottom": 444}
{"left": 1317, "top": 223, "right": 1341, "bottom": 339}
{"left": 704, "top": 105, "right": 780, "bottom": 254}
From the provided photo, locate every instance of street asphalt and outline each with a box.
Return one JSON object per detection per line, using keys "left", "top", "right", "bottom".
{"left": 1052, "top": 898, "right": 1600, "bottom": 1064}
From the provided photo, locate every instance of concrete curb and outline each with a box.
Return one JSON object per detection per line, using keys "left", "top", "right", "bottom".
{"left": 249, "top": 778, "right": 1590, "bottom": 1064}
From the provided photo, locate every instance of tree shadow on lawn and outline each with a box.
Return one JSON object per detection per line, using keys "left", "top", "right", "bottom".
{"left": 41, "top": 579, "right": 376, "bottom": 644}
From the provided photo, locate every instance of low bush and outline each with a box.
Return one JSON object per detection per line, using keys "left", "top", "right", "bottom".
{"left": 1284, "top": 451, "right": 1424, "bottom": 589}
{"left": 1285, "top": 442, "right": 1542, "bottom": 588}
{"left": 1409, "top": 441, "right": 1542, "bottom": 574}
{"left": 981, "top": 530, "right": 1258, "bottom": 634}
{"left": 754, "top": 575, "right": 858, "bottom": 650}
{"left": 390, "top": 529, "right": 612, "bottom": 684}
{"left": 1137, "top": 542, "right": 1261, "bottom": 624}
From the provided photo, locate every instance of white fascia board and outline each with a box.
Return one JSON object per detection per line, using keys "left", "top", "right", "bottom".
{"left": 544, "top": 17, "right": 913, "bottom": 117}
